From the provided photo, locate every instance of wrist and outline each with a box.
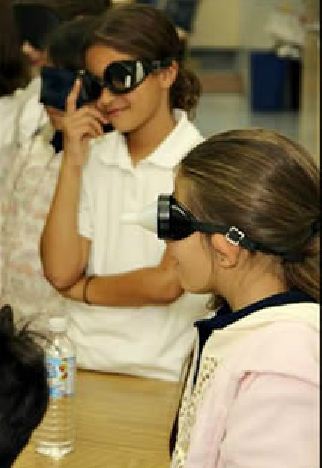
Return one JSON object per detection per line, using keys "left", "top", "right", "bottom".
{"left": 83, "top": 275, "right": 96, "bottom": 305}
{"left": 61, "top": 155, "right": 83, "bottom": 175}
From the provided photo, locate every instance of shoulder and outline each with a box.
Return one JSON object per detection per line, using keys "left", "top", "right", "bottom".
{"left": 174, "top": 109, "right": 204, "bottom": 148}
{"left": 206, "top": 302, "right": 319, "bottom": 382}
{"left": 16, "top": 77, "right": 48, "bottom": 144}
{"left": 0, "top": 96, "right": 20, "bottom": 147}
{"left": 231, "top": 317, "right": 319, "bottom": 384}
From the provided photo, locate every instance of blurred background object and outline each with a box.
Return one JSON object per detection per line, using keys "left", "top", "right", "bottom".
{"left": 298, "top": 0, "right": 319, "bottom": 164}
{"left": 12, "top": 0, "right": 111, "bottom": 76}
{"left": 180, "top": 0, "right": 319, "bottom": 164}
{"left": 0, "top": 0, "right": 29, "bottom": 132}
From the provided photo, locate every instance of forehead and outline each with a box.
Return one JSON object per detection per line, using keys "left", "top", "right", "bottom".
{"left": 85, "top": 44, "right": 134, "bottom": 76}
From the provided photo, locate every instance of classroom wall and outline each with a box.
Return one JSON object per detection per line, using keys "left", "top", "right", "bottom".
{"left": 299, "top": 0, "right": 320, "bottom": 163}
{"left": 190, "top": 0, "right": 304, "bottom": 49}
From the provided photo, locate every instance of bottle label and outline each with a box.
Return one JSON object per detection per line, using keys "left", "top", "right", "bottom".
{"left": 46, "top": 356, "right": 76, "bottom": 399}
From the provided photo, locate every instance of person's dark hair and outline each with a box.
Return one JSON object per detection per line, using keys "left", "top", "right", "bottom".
{"left": 47, "top": 16, "right": 96, "bottom": 70}
{"left": 13, "top": 2, "right": 62, "bottom": 51}
{"left": 0, "top": 305, "right": 49, "bottom": 468}
{"left": 50, "top": 0, "right": 111, "bottom": 21}
{"left": 13, "top": 0, "right": 111, "bottom": 20}
{"left": 179, "top": 129, "right": 320, "bottom": 306}
{"left": 0, "top": 0, "right": 29, "bottom": 96}
{"left": 87, "top": 4, "right": 201, "bottom": 117}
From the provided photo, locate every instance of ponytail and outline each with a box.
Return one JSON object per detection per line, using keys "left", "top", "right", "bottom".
{"left": 284, "top": 234, "right": 320, "bottom": 302}
{"left": 170, "top": 66, "right": 201, "bottom": 119}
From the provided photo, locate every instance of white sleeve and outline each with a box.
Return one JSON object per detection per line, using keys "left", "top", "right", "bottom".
{"left": 220, "top": 372, "right": 320, "bottom": 468}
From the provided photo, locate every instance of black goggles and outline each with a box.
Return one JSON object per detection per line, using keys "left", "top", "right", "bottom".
{"left": 158, "top": 195, "right": 247, "bottom": 244}
{"left": 81, "top": 57, "right": 173, "bottom": 100}
{"left": 157, "top": 195, "right": 319, "bottom": 261}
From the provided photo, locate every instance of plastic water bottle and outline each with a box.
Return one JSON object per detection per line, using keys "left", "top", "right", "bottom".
{"left": 35, "top": 316, "right": 76, "bottom": 458}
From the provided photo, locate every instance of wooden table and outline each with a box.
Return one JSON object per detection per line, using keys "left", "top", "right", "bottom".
{"left": 15, "top": 370, "right": 181, "bottom": 468}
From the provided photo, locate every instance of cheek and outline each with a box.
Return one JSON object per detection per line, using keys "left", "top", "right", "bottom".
{"left": 171, "top": 236, "right": 212, "bottom": 293}
{"left": 131, "top": 77, "right": 162, "bottom": 109}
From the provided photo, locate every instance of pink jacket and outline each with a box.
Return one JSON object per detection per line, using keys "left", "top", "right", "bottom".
{"left": 181, "top": 303, "right": 319, "bottom": 468}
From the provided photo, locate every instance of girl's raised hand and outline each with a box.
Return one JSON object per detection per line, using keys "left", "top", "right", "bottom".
{"left": 61, "top": 78, "right": 107, "bottom": 167}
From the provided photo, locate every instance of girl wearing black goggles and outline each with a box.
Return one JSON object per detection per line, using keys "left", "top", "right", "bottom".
{"left": 122, "top": 131, "right": 319, "bottom": 467}
{"left": 81, "top": 58, "right": 173, "bottom": 100}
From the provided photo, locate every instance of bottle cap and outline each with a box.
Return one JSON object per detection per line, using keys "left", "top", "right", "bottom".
{"left": 48, "top": 316, "right": 67, "bottom": 333}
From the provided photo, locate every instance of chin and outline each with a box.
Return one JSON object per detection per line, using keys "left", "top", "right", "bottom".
{"left": 110, "top": 121, "right": 134, "bottom": 134}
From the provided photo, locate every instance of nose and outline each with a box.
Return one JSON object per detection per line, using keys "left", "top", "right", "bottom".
{"left": 96, "top": 87, "right": 115, "bottom": 108}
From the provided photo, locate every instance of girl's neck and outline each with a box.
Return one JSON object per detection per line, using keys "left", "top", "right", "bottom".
{"left": 126, "top": 103, "right": 176, "bottom": 166}
{"left": 228, "top": 281, "right": 288, "bottom": 312}
{"left": 220, "top": 266, "right": 288, "bottom": 312}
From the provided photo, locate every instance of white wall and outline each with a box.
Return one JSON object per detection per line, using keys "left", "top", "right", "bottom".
{"left": 190, "top": 0, "right": 304, "bottom": 49}
{"left": 190, "top": 0, "right": 241, "bottom": 48}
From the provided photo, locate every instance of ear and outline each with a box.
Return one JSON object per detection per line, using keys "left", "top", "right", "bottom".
{"left": 158, "top": 61, "right": 179, "bottom": 90}
{"left": 210, "top": 234, "right": 241, "bottom": 268}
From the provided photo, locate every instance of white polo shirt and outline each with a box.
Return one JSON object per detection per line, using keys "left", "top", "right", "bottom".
{"left": 68, "top": 110, "right": 208, "bottom": 381}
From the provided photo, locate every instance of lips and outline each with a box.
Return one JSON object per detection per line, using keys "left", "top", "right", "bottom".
{"left": 105, "top": 106, "right": 128, "bottom": 117}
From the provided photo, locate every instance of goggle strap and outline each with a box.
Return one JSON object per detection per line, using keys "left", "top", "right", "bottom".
{"left": 193, "top": 221, "right": 306, "bottom": 260}
{"left": 150, "top": 58, "right": 173, "bottom": 71}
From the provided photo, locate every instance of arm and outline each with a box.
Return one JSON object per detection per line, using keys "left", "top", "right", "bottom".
{"left": 61, "top": 246, "right": 184, "bottom": 306}
{"left": 41, "top": 158, "right": 91, "bottom": 289}
{"left": 40, "top": 79, "right": 107, "bottom": 290}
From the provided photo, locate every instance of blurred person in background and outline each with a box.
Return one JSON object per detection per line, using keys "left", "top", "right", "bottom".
{"left": 0, "top": 0, "right": 29, "bottom": 275}
{"left": 12, "top": 0, "right": 111, "bottom": 148}
{"left": 0, "top": 0, "right": 29, "bottom": 151}
{"left": 13, "top": 2, "right": 62, "bottom": 76}
{"left": 0, "top": 16, "right": 96, "bottom": 327}
{"left": 11, "top": 2, "right": 63, "bottom": 147}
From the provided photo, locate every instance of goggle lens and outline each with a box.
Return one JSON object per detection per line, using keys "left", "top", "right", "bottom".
{"left": 83, "top": 58, "right": 170, "bottom": 99}
{"left": 158, "top": 195, "right": 196, "bottom": 240}
{"left": 104, "top": 61, "right": 145, "bottom": 94}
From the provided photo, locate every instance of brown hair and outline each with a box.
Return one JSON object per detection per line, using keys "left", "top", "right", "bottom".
{"left": 86, "top": 4, "right": 201, "bottom": 118}
{"left": 179, "top": 129, "right": 320, "bottom": 303}
{"left": 0, "top": 0, "right": 29, "bottom": 96}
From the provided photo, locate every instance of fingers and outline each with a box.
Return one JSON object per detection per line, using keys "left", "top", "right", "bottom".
{"left": 66, "top": 78, "right": 82, "bottom": 114}
{"left": 62, "top": 115, "right": 103, "bottom": 139}
{"left": 62, "top": 100, "right": 107, "bottom": 141}
{"left": 76, "top": 117, "right": 104, "bottom": 138}
{"left": 75, "top": 106, "right": 108, "bottom": 125}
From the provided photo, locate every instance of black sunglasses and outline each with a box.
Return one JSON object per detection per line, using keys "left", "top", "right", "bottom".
{"left": 81, "top": 57, "right": 173, "bottom": 100}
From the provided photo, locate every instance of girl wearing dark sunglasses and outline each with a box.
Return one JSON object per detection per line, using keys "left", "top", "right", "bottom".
{"left": 41, "top": 5, "right": 209, "bottom": 381}
{"left": 142, "top": 129, "right": 319, "bottom": 467}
